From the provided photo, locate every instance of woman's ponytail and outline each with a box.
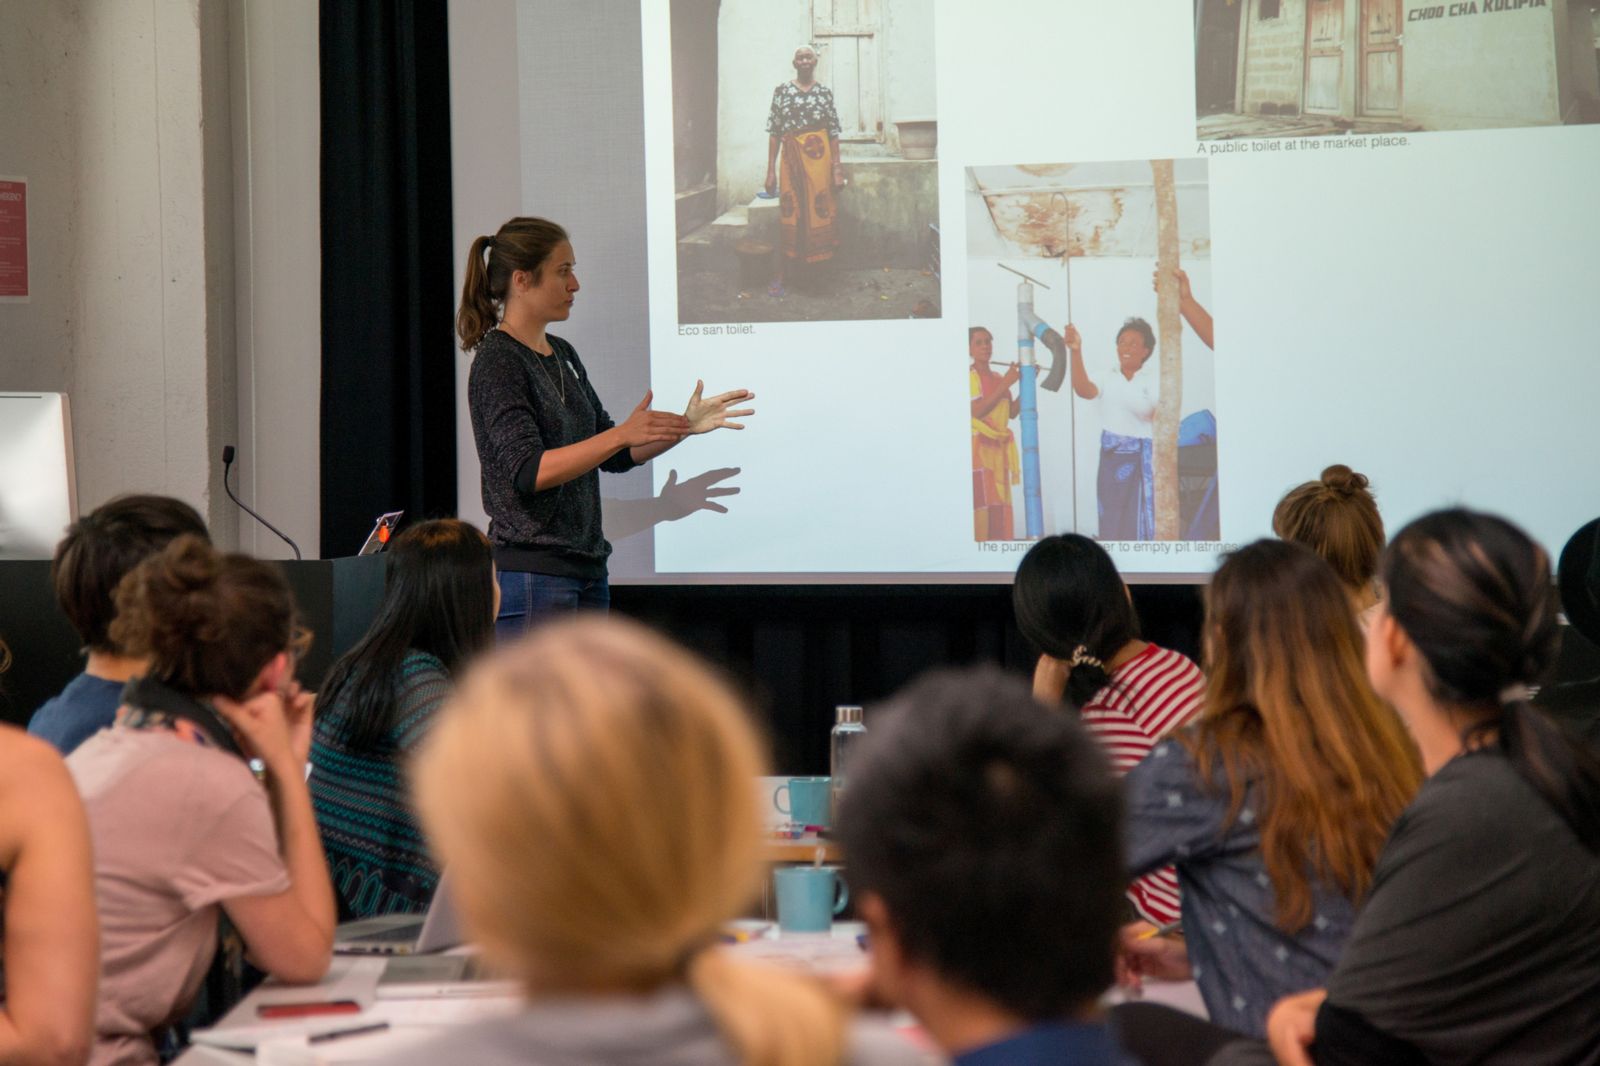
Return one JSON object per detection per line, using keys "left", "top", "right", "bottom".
{"left": 1385, "top": 508, "right": 1600, "bottom": 855}
{"left": 457, "top": 235, "right": 498, "bottom": 351}
{"left": 1013, "top": 534, "right": 1140, "bottom": 711}
{"left": 685, "top": 948, "right": 847, "bottom": 1066}
{"left": 1494, "top": 699, "right": 1600, "bottom": 854}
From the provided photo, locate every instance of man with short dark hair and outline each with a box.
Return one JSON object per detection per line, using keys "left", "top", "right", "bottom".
{"left": 836, "top": 667, "right": 1140, "bottom": 1064}
{"left": 28, "top": 494, "right": 209, "bottom": 754}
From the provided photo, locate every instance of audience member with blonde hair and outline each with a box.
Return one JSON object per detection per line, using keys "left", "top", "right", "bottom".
{"left": 394, "top": 617, "right": 927, "bottom": 1066}
{"left": 1115, "top": 540, "right": 1421, "bottom": 1040}
{"left": 0, "top": 639, "right": 98, "bottom": 1065}
{"left": 67, "top": 536, "right": 335, "bottom": 1065}
{"left": 1272, "top": 465, "right": 1384, "bottom": 620}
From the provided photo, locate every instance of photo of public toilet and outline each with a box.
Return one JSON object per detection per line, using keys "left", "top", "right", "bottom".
{"left": 669, "top": 0, "right": 941, "bottom": 324}
{"left": 965, "top": 161, "right": 1219, "bottom": 545}
{"left": 1194, "top": 0, "right": 1600, "bottom": 139}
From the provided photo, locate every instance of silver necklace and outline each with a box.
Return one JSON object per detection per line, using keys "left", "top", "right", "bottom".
{"left": 531, "top": 346, "right": 566, "bottom": 404}
{"left": 504, "top": 326, "right": 566, "bottom": 404}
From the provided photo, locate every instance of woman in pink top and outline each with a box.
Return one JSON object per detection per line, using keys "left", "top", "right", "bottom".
{"left": 1014, "top": 533, "right": 1205, "bottom": 926}
{"left": 66, "top": 536, "right": 336, "bottom": 1065}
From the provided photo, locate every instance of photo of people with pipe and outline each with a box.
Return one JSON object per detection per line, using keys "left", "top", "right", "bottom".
{"left": 668, "top": 0, "right": 941, "bottom": 324}
{"left": 1195, "top": 0, "right": 1600, "bottom": 140}
{"left": 966, "top": 160, "right": 1220, "bottom": 544}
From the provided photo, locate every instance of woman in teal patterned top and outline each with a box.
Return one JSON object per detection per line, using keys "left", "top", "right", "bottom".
{"left": 310, "top": 519, "right": 498, "bottom": 917}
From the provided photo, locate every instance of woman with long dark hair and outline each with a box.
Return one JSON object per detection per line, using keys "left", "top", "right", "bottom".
{"left": 1118, "top": 540, "right": 1421, "bottom": 1038}
{"left": 459, "top": 217, "right": 753, "bottom": 633}
{"left": 310, "top": 519, "right": 496, "bottom": 918}
{"left": 1265, "top": 510, "right": 1600, "bottom": 1065}
{"left": 1014, "top": 533, "right": 1205, "bottom": 927}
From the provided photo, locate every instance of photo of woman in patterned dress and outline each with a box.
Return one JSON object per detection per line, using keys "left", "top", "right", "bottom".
{"left": 762, "top": 45, "right": 845, "bottom": 297}
{"left": 667, "top": 0, "right": 941, "bottom": 325}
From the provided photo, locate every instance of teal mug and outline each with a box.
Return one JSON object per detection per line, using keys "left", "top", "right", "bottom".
{"left": 773, "top": 776, "right": 832, "bottom": 828}
{"left": 773, "top": 865, "right": 849, "bottom": 933}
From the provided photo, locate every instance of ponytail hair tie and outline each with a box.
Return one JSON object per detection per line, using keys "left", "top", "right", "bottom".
{"left": 1068, "top": 645, "right": 1104, "bottom": 671}
{"left": 1499, "top": 683, "right": 1532, "bottom": 704}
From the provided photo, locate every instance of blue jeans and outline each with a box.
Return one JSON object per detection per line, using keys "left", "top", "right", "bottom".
{"left": 495, "top": 570, "right": 610, "bottom": 642}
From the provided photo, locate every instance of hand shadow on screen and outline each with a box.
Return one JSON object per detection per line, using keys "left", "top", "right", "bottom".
{"left": 602, "top": 467, "right": 742, "bottom": 543}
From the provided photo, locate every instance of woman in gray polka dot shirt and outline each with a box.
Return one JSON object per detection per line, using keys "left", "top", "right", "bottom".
{"left": 1116, "top": 540, "right": 1422, "bottom": 1037}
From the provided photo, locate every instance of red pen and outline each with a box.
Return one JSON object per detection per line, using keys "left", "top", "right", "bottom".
{"left": 256, "top": 1000, "right": 361, "bottom": 1019}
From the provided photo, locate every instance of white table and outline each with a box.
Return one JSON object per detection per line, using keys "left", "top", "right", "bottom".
{"left": 173, "top": 955, "right": 519, "bottom": 1065}
{"left": 176, "top": 924, "right": 877, "bottom": 1063}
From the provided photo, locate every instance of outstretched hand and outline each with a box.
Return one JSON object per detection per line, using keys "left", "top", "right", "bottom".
{"left": 683, "top": 380, "right": 755, "bottom": 435}
{"left": 619, "top": 390, "right": 692, "bottom": 448}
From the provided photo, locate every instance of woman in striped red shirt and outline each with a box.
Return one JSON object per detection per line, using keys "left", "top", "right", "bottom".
{"left": 1014, "top": 533, "right": 1206, "bottom": 927}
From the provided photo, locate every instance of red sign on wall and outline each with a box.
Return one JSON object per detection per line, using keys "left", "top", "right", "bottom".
{"left": 0, "top": 178, "right": 29, "bottom": 300}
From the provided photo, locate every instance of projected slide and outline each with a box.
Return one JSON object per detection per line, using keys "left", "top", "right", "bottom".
{"left": 669, "top": 0, "right": 941, "bottom": 324}
{"left": 452, "top": 0, "right": 1600, "bottom": 581}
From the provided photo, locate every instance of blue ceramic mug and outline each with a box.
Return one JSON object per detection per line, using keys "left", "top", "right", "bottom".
{"left": 773, "top": 776, "right": 832, "bottom": 828}
{"left": 773, "top": 865, "right": 849, "bottom": 933}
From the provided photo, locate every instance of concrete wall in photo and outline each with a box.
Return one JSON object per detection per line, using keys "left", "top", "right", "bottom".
{"left": 1400, "top": 0, "right": 1561, "bottom": 128}
{"left": 1240, "top": 0, "right": 1309, "bottom": 115}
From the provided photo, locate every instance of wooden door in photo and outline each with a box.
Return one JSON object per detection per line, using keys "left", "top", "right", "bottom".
{"left": 813, "top": 0, "right": 883, "bottom": 142}
{"left": 1360, "top": 0, "right": 1402, "bottom": 115}
{"left": 1304, "top": 0, "right": 1346, "bottom": 115}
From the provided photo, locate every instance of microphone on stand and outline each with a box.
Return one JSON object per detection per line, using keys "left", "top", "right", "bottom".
{"left": 222, "top": 445, "right": 303, "bottom": 560}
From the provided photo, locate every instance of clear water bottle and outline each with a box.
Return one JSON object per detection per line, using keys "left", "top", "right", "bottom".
{"left": 830, "top": 705, "right": 866, "bottom": 822}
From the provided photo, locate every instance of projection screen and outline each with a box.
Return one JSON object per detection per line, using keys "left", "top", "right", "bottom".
{"left": 450, "top": 0, "right": 1600, "bottom": 583}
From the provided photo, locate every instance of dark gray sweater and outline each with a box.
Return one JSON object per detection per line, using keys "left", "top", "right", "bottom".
{"left": 468, "top": 329, "right": 637, "bottom": 579}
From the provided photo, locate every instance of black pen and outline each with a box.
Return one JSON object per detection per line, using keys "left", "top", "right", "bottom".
{"left": 308, "top": 1021, "right": 391, "bottom": 1044}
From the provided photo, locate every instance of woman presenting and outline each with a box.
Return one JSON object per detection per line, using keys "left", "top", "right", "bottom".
{"left": 1064, "top": 317, "right": 1160, "bottom": 541}
{"left": 458, "top": 217, "right": 753, "bottom": 634}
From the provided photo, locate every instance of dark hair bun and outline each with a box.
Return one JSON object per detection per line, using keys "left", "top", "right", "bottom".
{"left": 110, "top": 534, "right": 297, "bottom": 699}
{"left": 1320, "top": 465, "right": 1369, "bottom": 495}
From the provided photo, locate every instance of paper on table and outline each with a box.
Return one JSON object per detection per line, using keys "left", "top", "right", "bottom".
{"left": 251, "top": 957, "right": 386, "bottom": 1012}
{"left": 256, "top": 1026, "right": 436, "bottom": 1066}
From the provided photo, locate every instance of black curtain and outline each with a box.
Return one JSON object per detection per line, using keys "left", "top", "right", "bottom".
{"left": 614, "top": 584, "right": 1205, "bottom": 775}
{"left": 319, "top": 0, "right": 457, "bottom": 557}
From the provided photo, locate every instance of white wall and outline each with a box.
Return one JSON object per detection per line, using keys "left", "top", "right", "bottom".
{"left": 227, "top": 0, "right": 321, "bottom": 558}
{"left": 0, "top": 0, "right": 320, "bottom": 555}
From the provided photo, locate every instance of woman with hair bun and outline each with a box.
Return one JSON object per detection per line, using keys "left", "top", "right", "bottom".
{"left": 1014, "top": 533, "right": 1205, "bottom": 929}
{"left": 1272, "top": 465, "right": 1384, "bottom": 622}
{"left": 389, "top": 617, "right": 925, "bottom": 1066}
{"left": 459, "top": 218, "right": 754, "bottom": 633}
{"left": 1265, "top": 509, "right": 1600, "bottom": 1065}
{"left": 67, "top": 535, "right": 335, "bottom": 1065}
